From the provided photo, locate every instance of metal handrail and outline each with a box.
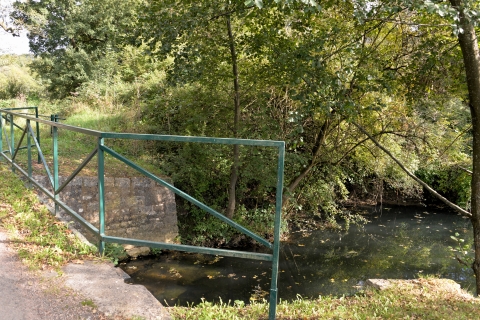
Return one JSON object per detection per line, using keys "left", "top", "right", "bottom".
{"left": 0, "top": 108, "right": 285, "bottom": 319}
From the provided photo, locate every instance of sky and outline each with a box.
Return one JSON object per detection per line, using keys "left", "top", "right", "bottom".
{"left": 1, "top": 0, "right": 30, "bottom": 55}
{"left": 0, "top": 30, "right": 30, "bottom": 55}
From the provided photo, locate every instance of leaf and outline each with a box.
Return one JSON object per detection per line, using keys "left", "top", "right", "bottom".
{"left": 246, "top": 0, "right": 263, "bottom": 9}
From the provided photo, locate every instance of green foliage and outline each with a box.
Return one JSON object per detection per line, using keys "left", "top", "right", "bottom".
{"left": 0, "top": 55, "right": 41, "bottom": 99}
{"left": 4, "top": 0, "right": 476, "bottom": 247}
{"left": 416, "top": 166, "right": 471, "bottom": 209}
{"left": 450, "top": 232, "right": 474, "bottom": 267}
{"left": 235, "top": 205, "right": 289, "bottom": 239}
{"left": 170, "top": 278, "right": 480, "bottom": 319}
{"left": 80, "top": 299, "right": 97, "bottom": 308}
{"left": 104, "top": 243, "right": 127, "bottom": 265}
{"left": 12, "top": 0, "right": 146, "bottom": 98}
{"left": 30, "top": 48, "right": 93, "bottom": 98}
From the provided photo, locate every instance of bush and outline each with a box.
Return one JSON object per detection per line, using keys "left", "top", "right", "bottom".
{"left": 0, "top": 56, "right": 41, "bottom": 100}
{"left": 416, "top": 165, "right": 471, "bottom": 209}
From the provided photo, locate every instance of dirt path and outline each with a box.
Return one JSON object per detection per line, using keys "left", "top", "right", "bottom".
{"left": 0, "top": 229, "right": 117, "bottom": 320}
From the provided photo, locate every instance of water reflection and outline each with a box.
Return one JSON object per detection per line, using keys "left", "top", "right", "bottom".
{"left": 120, "top": 206, "right": 474, "bottom": 306}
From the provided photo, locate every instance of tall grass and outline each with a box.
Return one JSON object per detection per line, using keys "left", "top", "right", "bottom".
{"left": 169, "top": 278, "right": 479, "bottom": 319}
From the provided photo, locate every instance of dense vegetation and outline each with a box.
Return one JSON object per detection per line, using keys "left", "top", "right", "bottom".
{"left": 2, "top": 0, "right": 480, "bottom": 291}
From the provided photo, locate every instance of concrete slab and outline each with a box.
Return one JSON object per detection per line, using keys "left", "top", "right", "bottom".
{"left": 63, "top": 260, "right": 171, "bottom": 320}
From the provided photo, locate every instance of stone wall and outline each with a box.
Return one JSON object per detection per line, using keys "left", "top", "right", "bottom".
{"left": 34, "top": 175, "right": 178, "bottom": 244}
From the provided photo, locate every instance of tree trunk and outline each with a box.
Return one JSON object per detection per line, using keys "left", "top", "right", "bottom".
{"left": 450, "top": 0, "right": 480, "bottom": 296}
{"left": 282, "top": 115, "right": 334, "bottom": 210}
{"left": 226, "top": 14, "right": 240, "bottom": 219}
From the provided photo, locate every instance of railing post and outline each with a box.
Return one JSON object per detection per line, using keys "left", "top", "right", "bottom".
{"left": 27, "top": 119, "right": 32, "bottom": 187}
{"left": 268, "top": 142, "right": 285, "bottom": 320}
{"left": 10, "top": 113, "right": 14, "bottom": 172}
{"left": 35, "top": 106, "right": 40, "bottom": 164}
{"left": 53, "top": 124, "right": 59, "bottom": 215}
{"left": 98, "top": 136, "right": 106, "bottom": 255}
{"left": 0, "top": 111, "right": 3, "bottom": 162}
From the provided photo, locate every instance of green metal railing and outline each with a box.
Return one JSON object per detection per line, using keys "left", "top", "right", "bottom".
{"left": 0, "top": 108, "right": 285, "bottom": 319}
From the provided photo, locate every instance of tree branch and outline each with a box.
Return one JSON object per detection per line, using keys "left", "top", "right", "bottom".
{"left": 364, "top": 18, "right": 451, "bottom": 28}
{"left": 353, "top": 120, "right": 472, "bottom": 218}
{"left": 458, "top": 166, "right": 473, "bottom": 175}
{"left": 0, "top": 20, "right": 19, "bottom": 36}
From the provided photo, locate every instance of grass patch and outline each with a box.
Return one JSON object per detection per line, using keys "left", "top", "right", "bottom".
{"left": 0, "top": 163, "right": 98, "bottom": 270}
{"left": 5, "top": 103, "right": 163, "bottom": 178}
{"left": 169, "top": 278, "right": 479, "bottom": 319}
{"left": 81, "top": 299, "right": 97, "bottom": 308}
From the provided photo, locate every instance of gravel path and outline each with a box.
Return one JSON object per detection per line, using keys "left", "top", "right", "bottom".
{"left": 0, "top": 229, "right": 120, "bottom": 320}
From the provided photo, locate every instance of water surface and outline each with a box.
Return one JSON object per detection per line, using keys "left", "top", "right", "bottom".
{"left": 120, "top": 206, "right": 474, "bottom": 306}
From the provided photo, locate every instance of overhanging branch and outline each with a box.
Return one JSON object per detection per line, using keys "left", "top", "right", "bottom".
{"left": 353, "top": 121, "right": 472, "bottom": 218}
{"left": 0, "top": 20, "right": 19, "bottom": 36}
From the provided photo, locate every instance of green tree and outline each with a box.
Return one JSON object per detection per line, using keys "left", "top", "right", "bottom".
{"left": 142, "top": 0, "right": 272, "bottom": 219}
{"left": 142, "top": 0, "right": 470, "bottom": 229}
{"left": 449, "top": 0, "right": 480, "bottom": 295}
{"left": 352, "top": 0, "right": 480, "bottom": 295}
{"left": 12, "top": 0, "right": 144, "bottom": 98}
{"left": 249, "top": 0, "right": 480, "bottom": 294}
{"left": 1, "top": 0, "right": 19, "bottom": 36}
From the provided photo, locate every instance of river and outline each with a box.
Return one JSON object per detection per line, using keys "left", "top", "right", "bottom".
{"left": 119, "top": 206, "right": 474, "bottom": 306}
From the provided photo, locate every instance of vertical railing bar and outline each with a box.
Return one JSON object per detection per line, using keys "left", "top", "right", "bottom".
{"left": 2, "top": 116, "right": 12, "bottom": 155}
{"left": 268, "top": 142, "right": 285, "bottom": 320}
{"left": 27, "top": 119, "right": 32, "bottom": 185}
{"left": 10, "top": 114, "right": 14, "bottom": 172}
{"left": 35, "top": 106, "right": 40, "bottom": 164}
{"left": 27, "top": 123, "right": 54, "bottom": 189}
{"left": 0, "top": 111, "right": 3, "bottom": 161}
{"left": 53, "top": 125, "right": 59, "bottom": 215}
{"left": 98, "top": 137, "right": 106, "bottom": 255}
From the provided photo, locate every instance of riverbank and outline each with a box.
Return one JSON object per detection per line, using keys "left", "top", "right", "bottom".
{"left": 169, "top": 277, "right": 479, "bottom": 319}
{"left": 2, "top": 226, "right": 478, "bottom": 320}
{"left": 0, "top": 228, "right": 170, "bottom": 319}
{"left": 0, "top": 163, "right": 171, "bottom": 319}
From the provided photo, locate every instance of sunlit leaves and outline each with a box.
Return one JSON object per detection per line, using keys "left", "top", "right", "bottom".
{"left": 12, "top": 0, "right": 145, "bottom": 97}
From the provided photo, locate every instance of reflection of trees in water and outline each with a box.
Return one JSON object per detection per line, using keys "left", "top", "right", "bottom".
{"left": 286, "top": 211, "right": 475, "bottom": 297}
{"left": 121, "top": 210, "right": 476, "bottom": 304}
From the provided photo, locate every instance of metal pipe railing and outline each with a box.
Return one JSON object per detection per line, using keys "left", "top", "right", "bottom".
{"left": 0, "top": 108, "right": 285, "bottom": 320}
